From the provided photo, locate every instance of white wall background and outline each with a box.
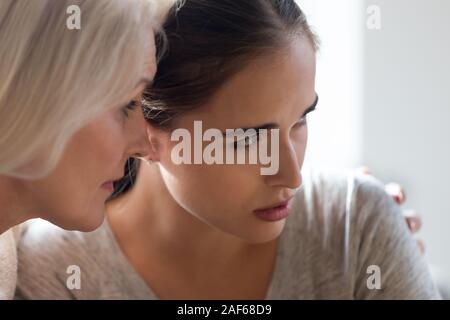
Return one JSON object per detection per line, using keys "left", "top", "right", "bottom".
{"left": 362, "top": 0, "right": 450, "bottom": 276}
{"left": 297, "top": 0, "right": 450, "bottom": 275}
{"left": 299, "top": 0, "right": 364, "bottom": 169}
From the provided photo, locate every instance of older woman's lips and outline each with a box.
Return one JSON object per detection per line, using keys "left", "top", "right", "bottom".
{"left": 101, "top": 181, "right": 114, "bottom": 193}
{"left": 253, "top": 198, "right": 293, "bottom": 222}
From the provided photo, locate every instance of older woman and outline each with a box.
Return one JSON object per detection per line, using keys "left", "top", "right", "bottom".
{"left": 0, "top": 0, "right": 173, "bottom": 299}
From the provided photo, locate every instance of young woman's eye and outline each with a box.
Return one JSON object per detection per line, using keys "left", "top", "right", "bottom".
{"left": 297, "top": 116, "right": 308, "bottom": 127}
{"left": 121, "top": 100, "right": 138, "bottom": 118}
{"left": 295, "top": 113, "right": 311, "bottom": 128}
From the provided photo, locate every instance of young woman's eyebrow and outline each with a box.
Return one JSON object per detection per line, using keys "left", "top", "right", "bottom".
{"left": 223, "top": 93, "right": 319, "bottom": 135}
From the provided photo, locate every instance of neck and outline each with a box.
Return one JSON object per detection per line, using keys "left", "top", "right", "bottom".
{"left": 0, "top": 176, "right": 33, "bottom": 235}
{"left": 107, "top": 162, "right": 259, "bottom": 263}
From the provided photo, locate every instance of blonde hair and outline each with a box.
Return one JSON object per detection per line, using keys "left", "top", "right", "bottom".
{"left": 0, "top": 0, "right": 173, "bottom": 179}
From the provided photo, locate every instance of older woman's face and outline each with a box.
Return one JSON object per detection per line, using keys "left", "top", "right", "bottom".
{"left": 152, "top": 38, "right": 317, "bottom": 243}
{"left": 19, "top": 36, "right": 157, "bottom": 232}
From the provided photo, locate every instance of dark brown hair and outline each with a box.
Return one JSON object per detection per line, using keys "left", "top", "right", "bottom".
{"left": 112, "top": 0, "right": 318, "bottom": 198}
{"left": 143, "top": 0, "right": 318, "bottom": 127}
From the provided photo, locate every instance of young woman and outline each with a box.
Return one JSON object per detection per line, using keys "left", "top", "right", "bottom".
{"left": 16, "top": 0, "right": 439, "bottom": 299}
{"left": 0, "top": 0, "right": 173, "bottom": 300}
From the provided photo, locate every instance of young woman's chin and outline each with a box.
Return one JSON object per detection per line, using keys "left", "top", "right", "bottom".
{"left": 73, "top": 214, "right": 105, "bottom": 232}
{"left": 227, "top": 219, "right": 287, "bottom": 245}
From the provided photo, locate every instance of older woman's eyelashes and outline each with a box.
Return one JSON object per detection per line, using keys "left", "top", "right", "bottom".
{"left": 121, "top": 100, "right": 139, "bottom": 118}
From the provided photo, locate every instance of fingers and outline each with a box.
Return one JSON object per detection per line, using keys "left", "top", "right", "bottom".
{"left": 404, "top": 211, "right": 426, "bottom": 253}
{"left": 404, "top": 210, "right": 423, "bottom": 233}
{"left": 385, "top": 182, "right": 406, "bottom": 205}
{"left": 355, "top": 166, "right": 406, "bottom": 205}
{"left": 354, "top": 166, "right": 425, "bottom": 254}
{"left": 416, "top": 238, "right": 426, "bottom": 254}
{"left": 355, "top": 166, "right": 371, "bottom": 176}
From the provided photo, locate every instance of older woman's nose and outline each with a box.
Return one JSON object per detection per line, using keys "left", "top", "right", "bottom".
{"left": 126, "top": 106, "right": 152, "bottom": 158}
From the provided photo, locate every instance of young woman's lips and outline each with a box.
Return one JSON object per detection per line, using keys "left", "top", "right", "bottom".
{"left": 253, "top": 198, "right": 293, "bottom": 222}
{"left": 100, "top": 181, "right": 114, "bottom": 193}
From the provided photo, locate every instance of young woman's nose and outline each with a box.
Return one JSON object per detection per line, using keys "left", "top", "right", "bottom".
{"left": 265, "top": 141, "right": 302, "bottom": 189}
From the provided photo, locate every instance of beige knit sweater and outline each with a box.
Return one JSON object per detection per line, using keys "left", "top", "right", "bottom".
{"left": 0, "top": 226, "right": 20, "bottom": 300}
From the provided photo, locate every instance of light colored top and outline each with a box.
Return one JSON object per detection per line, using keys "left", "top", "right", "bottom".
{"left": 1, "top": 226, "right": 21, "bottom": 300}
{"left": 16, "top": 170, "right": 441, "bottom": 299}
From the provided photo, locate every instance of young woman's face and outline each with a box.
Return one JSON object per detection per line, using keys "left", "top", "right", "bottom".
{"left": 20, "top": 38, "right": 157, "bottom": 232}
{"left": 153, "top": 38, "right": 317, "bottom": 243}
